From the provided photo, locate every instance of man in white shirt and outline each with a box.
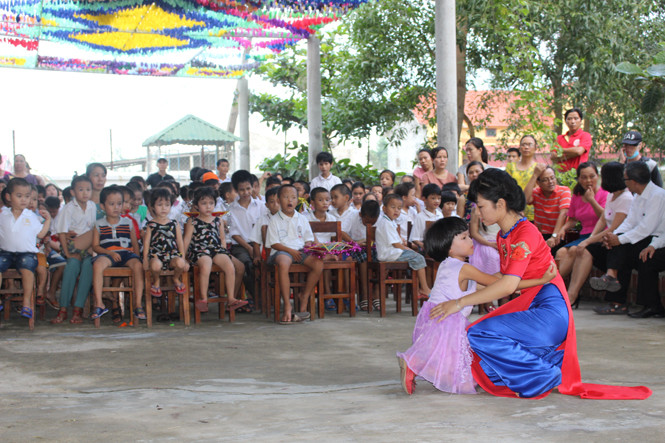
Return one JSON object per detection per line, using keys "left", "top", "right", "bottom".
{"left": 309, "top": 152, "right": 342, "bottom": 192}
{"left": 590, "top": 162, "right": 665, "bottom": 315}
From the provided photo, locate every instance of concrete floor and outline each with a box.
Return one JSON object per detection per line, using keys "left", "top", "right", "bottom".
{"left": 0, "top": 300, "right": 664, "bottom": 442}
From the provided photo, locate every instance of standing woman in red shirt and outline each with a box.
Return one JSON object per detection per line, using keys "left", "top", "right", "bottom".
{"left": 551, "top": 108, "right": 592, "bottom": 172}
{"left": 428, "top": 169, "right": 651, "bottom": 400}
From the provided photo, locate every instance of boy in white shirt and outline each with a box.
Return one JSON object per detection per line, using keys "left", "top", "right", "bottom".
{"left": 394, "top": 182, "right": 419, "bottom": 242}
{"left": 228, "top": 171, "right": 263, "bottom": 299}
{"left": 310, "top": 152, "right": 342, "bottom": 192}
{"left": 410, "top": 184, "right": 443, "bottom": 252}
{"left": 304, "top": 187, "right": 337, "bottom": 244}
{"left": 341, "top": 200, "right": 381, "bottom": 311}
{"left": 0, "top": 178, "right": 51, "bottom": 319}
{"left": 250, "top": 187, "right": 280, "bottom": 266}
{"left": 265, "top": 185, "right": 324, "bottom": 324}
{"left": 330, "top": 183, "right": 359, "bottom": 230}
{"left": 375, "top": 194, "right": 431, "bottom": 299}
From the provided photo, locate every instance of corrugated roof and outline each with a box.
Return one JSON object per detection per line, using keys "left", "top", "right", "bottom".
{"left": 142, "top": 114, "right": 242, "bottom": 147}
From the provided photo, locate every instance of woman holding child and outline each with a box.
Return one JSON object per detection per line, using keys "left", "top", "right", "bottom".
{"left": 429, "top": 169, "right": 651, "bottom": 400}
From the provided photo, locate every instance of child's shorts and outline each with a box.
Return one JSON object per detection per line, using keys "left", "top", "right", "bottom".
{"left": 345, "top": 247, "right": 377, "bottom": 264}
{"left": 267, "top": 249, "right": 310, "bottom": 266}
{"left": 0, "top": 251, "right": 38, "bottom": 273}
{"left": 396, "top": 249, "right": 427, "bottom": 271}
{"left": 46, "top": 251, "right": 67, "bottom": 269}
{"left": 92, "top": 250, "right": 141, "bottom": 267}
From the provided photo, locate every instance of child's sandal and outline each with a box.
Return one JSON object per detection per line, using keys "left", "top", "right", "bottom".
{"left": 133, "top": 307, "right": 147, "bottom": 320}
{"left": 20, "top": 307, "right": 33, "bottom": 319}
{"left": 111, "top": 307, "right": 122, "bottom": 323}
{"left": 150, "top": 285, "right": 162, "bottom": 298}
{"left": 35, "top": 296, "right": 45, "bottom": 306}
{"left": 174, "top": 283, "right": 187, "bottom": 295}
{"left": 51, "top": 310, "right": 67, "bottom": 324}
{"left": 91, "top": 307, "right": 109, "bottom": 320}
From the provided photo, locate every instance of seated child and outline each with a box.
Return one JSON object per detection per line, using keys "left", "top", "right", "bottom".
{"left": 265, "top": 184, "right": 324, "bottom": 324}
{"left": 375, "top": 194, "right": 431, "bottom": 299}
{"left": 90, "top": 186, "right": 145, "bottom": 321}
{"left": 330, "top": 183, "right": 358, "bottom": 226}
{"left": 52, "top": 175, "right": 96, "bottom": 324}
{"left": 44, "top": 196, "right": 66, "bottom": 307}
{"left": 410, "top": 184, "right": 443, "bottom": 252}
{"left": 370, "top": 185, "right": 384, "bottom": 203}
{"left": 341, "top": 200, "right": 381, "bottom": 311}
{"left": 251, "top": 174, "right": 265, "bottom": 204}
{"left": 351, "top": 182, "right": 365, "bottom": 211}
{"left": 184, "top": 187, "right": 247, "bottom": 313}
{"left": 250, "top": 187, "right": 281, "bottom": 267}
{"left": 305, "top": 187, "right": 336, "bottom": 243}
{"left": 394, "top": 182, "right": 419, "bottom": 242}
{"left": 0, "top": 178, "right": 51, "bottom": 319}
{"left": 294, "top": 180, "right": 311, "bottom": 213}
{"left": 441, "top": 192, "right": 459, "bottom": 218}
{"left": 126, "top": 181, "right": 148, "bottom": 224}
{"left": 396, "top": 217, "right": 556, "bottom": 395}
{"left": 441, "top": 182, "right": 465, "bottom": 218}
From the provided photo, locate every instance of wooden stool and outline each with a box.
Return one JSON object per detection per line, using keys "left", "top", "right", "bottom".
{"left": 144, "top": 269, "right": 190, "bottom": 326}
{"left": 0, "top": 269, "right": 39, "bottom": 330}
{"left": 95, "top": 268, "right": 139, "bottom": 328}
{"left": 191, "top": 264, "right": 237, "bottom": 324}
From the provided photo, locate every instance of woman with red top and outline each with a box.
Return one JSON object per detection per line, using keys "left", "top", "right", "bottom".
{"left": 429, "top": 169, "right": 651, "bottom": 400}
{"left": 551, "top": 108, "right": 592, "bottom": 172}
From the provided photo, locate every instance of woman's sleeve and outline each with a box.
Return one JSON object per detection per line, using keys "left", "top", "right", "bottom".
{"left": 420, "top": 173, "right": 430, "bottom": 185}
{"left": 567, "top": 195, "right": 579, "bottom": 219}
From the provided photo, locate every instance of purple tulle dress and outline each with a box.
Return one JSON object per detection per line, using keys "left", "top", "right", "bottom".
{"left": 396, "top": 257, "right": 477, "bottom": 394}
{"left": 469, "top": 223, "right": 501, "bottom": 275}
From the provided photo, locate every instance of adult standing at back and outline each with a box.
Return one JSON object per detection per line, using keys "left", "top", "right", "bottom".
{"left": 505, "top": 135, "right": 539, "bottom": 221}
{"left": 216, "top": 159, "right": 231, "bottom": 183}
{"left": 457, "top": 138, "right": 492, "bottom": 192}
{"left": 551, "top": 108, "right": 592, "bottom": 172}
{"left": 12, "top": 154, "right": 44, "bottom": 186}
{"left": 146, "top": 158, "right": 175, "bottom": 189}
{"left": 0, "top": 153, "right": 11, "bottom": 183}
{"left": 620, "top": 130, "right": 663, "bottom": 188}
{"left": 420, "top": 147, "right": 457, "bottom": 189}
{"left": 413, "top": 149, "right": 433, "bottom": 198}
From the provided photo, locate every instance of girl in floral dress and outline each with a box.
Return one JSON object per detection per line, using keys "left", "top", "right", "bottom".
{"left": 183, "top": 187, "right": 247, "bottom": 313}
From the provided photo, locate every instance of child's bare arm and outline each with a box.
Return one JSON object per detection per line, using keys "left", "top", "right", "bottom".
{"left": 341, "top": 232, "right": 352, "bottom": 243}
{"left": 183, "top": 220, "right": 193, "bottom": 253}
{"left": 252, "top": 242, "right": 261, "bottom": 266}
{"left": 37, "top": 211, "right": 51, "bottom": 239}
{"left": 130, "top": 225, "right": 140, "bottom": 256}
{"left": 392, "top": 241, "right": 409, "bottom": 251}
{"left": 233, "top": 235, "right": 254, "bottom": 257}
{"left": 142, "top": 225, "right": 152, "bottom": 264}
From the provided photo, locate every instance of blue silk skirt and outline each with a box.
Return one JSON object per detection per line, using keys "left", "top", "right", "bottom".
{"left": 467, "top": 284, "right": 569, "bottom": 398}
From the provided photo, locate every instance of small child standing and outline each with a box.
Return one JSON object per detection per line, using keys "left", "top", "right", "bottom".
{"left": 53, "top": 175, "right": 96, "bottom": 324}
{"left": 409, "top": 184, "right": 443, "bottom": 252}
{"left": 265, "top": 184, "right": 324, "bottom": 324}
{"left": 396, "top": 217, "right": 556, "bottom": 395}
{"left": 0, "top": 178, "right": 51, "bottom": 319}
{"left": 143, "top": 188, "right": 189, "bottom": 298}
{"left": 310, "top": 152, "right": 342, "bottom": 192}
{"left": 250, "top": 187, "right": 280, "bottom": 266}
{"left": 184, "top": 187, "right": 247, "bottom": 313}
{"left": 90, "top": 186, "right": 145, "bottom": 321}
{"left": 376, "top": 194, "right": 431, "bottom": 298}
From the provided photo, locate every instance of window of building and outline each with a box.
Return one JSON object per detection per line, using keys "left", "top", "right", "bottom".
{"left": 486, "top": 128, "right": 497, "bottom": 137}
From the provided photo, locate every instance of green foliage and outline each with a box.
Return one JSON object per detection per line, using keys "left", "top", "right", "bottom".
{"left": 616, "top": 44, "right": 665, "bottom": 113}
{"left": 555, "top": 169, "right": 578, "bottom": 193}
{"left": 257, "top": 141, "right": 383, "bottom": 185}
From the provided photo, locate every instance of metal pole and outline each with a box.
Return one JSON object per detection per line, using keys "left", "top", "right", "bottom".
{"left": 12, "top": 130, "right": 15, "bottom": 158}
{"left": 201, "top": 146, "right": 205, "bottom": 168}
{"left": 307, "top": 36, "right": 323, "bottom": 180}
{"left": 436, "top": 0, "right": 459, "bottom": 174}
{"left": 110, "top": 129, "right": 113, "bottom": 171}
{"left": 238, "top": 77, "right": 250, "bottom": 171}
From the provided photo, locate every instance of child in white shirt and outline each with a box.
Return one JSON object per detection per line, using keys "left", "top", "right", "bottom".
{"left": 330, "top": 183, "right": 359, "bottom": 229}
{"left": 395, "top": 182, "right": 419, "bottom": 242}
{"left": 410, "top": 184, "right": 444, "bottom": 252}
{"left": 310, "top": 152, "right": 342, "bottom": 192}
{"left": 250, "top": 187, "right": 281, "bottom": 266}
{"left": 305, "top": 187, "right": 337, "bottom": 244}
{"left": 0, "top": 178, "right": 51, "bottom": 320}
{"left": 375, "top": 194, "right": 431, "bottom": 299}
{"left": 265, "top": 185, "right": 323, "bottom": 324}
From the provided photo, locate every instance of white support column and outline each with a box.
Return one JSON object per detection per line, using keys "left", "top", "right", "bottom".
{"left": 307, "top": 36, "right": 323, "bottom": 180}
{"left": 436, "top": 0, "right": 458, "bottom": 174}
{"left": 238, "top": 76, "right": 250, "bottom": 171}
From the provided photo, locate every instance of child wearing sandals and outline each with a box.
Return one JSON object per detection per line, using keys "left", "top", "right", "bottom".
{"left": 143, "top": 188, "right": 189, "bottom": 299}
{"left": 90, "top": 186, "right": 146, "bottom": 321}
{"left": 0, "top": 178, "right": 51, "bottom": 320}
{"left": 184, "top": 186, "right": 247, "bottom": 313}
{"left": 396, "top": 217, "right": 556, "bottom": 395}
{"left": 52, "top": 175, "right": 96, "bottom": 324}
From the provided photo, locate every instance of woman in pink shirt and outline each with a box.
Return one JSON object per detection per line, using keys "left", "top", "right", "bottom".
{"left": 554, "top": 162, "right": 607, "bottom": 277}
{"left": 413, "top": 149, "right": 433, "bottom": 198}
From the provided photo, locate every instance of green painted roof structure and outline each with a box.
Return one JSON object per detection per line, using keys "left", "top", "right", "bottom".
{"left": 142, "top": 114, "right": 242, "bottom": 147}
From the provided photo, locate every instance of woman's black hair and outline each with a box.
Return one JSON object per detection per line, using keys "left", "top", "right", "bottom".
{"left": 150, "top": 187, "right": 175, "bottom": 207}
{"left": 417, "top": 148, "right": 432, "bottom": 158}
{"left": 468, "top": 168, "right": 526, "bottom": 213}
{"left": 564, "top": 107, "right": 584, "bottom": 120}
{"left": 193, "top": 186, "right": 218, "bottom": 205}
{"left": 465, "top": 137, "right": 489, "bottom": 163}
{"left": 600, "top": 162, "right": 627, "bottom": 193}
{"left": 85, "top": 162, "right": 107, "bottom": 177}
{"left": 425, "top": 217, "right": 470, "bottom": 262}
{"left": 351, "top": 181, "right": 365, "bottom": 191}
{"left": 380, "top": 169, "right": 396, "bottom": 184}
{"left": 572, "top": 161, "right": 599, "bottom": 196}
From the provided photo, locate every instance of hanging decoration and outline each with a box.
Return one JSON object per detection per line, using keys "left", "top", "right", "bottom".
{"left": 0, "top": 0, "right": 368, "bottom": 78}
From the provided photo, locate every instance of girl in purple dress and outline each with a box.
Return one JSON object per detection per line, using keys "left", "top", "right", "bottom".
{"left": 397, "top": 217, "right": 556, "bottom": 395}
